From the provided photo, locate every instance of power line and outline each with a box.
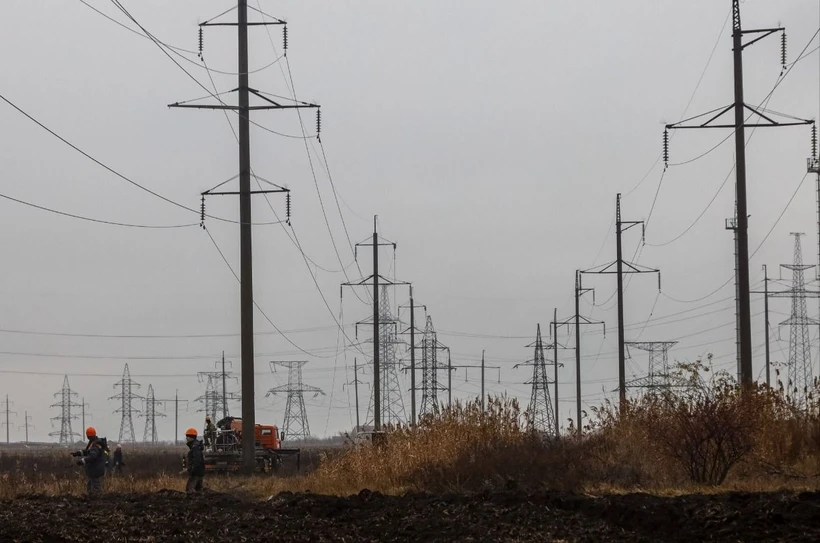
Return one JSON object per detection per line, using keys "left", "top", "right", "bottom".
{"left": 0, "top": 190, "right": 198, "bottom": 229}
{"left": 0, "top": 91, "right": 277, "bottom": 226}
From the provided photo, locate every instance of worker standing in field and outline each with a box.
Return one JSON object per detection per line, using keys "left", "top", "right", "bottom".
{"left": 204, "top": 415, "right": 216, "bottom": 449}
{"left": 71, "top": 427, "right": 107, "bottom": 495}
{"left": 111, "top": 444, "right": 125, "bottom": 476}
{"left": 185, "top": 428, "right": 205, "bottom": 494}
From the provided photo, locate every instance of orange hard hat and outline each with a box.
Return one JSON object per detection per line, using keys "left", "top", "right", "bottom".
{"left": 86, "top": 427, "right": 96, "bottom": 438}
{"left": 185, "top": 428, "right": 198, "bottom": 437}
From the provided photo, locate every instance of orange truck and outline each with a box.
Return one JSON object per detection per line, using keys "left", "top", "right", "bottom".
{"left": 200, "top": 416, "right": 301, "bottom": 473}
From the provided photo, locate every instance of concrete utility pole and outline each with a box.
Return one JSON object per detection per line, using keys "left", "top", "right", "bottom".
{"left": 342, "top": 219, "right": 408, "bottom": 432}
{"left": 445, "top": 352, "right": 500, "bottom": 411}
{"left": 557, "top": 270, "right": 605, "bottom": 435}
{"left": 171, "top": 3, "right": 318, "bottom": 472}
{"left": 583, "top": 194, "right": 659, "bottom": 409}
{"left": 80, "top": 397, "right": 91, "bottom": 434}
{"left": 347, "top": 358, "right": 363, "bottom": 430}
{"left": 1, "top": 395, "right": 16, "bottom": 444}
{"left": 400, "top": 294, "right": 427, "bottom": 426}
{"left": 665, "top": 0, "right": 812, "bottom": 386}
{"left": 752, "top": 265, "right": 772, "bottom": 387}
{"left": 155, "top": 390, "right": 189, "bottom": 446}
{"left": 19, "top": 411, "right": 33, "bottom": 444}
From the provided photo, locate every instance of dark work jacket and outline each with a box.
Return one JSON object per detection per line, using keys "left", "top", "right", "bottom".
{"left": 82, "top": 438, "right": 107, "bottom": 478}
{"left": 187, "top": 439, "right": 205, "bottom": 476}
{"left": 113, "top": 449, "right": 124, "bottom": 466}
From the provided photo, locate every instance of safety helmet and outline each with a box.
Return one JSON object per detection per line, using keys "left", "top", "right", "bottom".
{"left": 185, "top": 428, "right": 198, "bottom": 437}
{"left": 86, "top": 427, "right": 97, "bottom": 438}
{"left": 205, "top": 416, "right": 211, "bottom": 420}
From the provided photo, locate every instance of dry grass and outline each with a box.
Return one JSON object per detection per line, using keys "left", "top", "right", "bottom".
{"left": 2, "top": 362, "right": 820, "bottom": 499}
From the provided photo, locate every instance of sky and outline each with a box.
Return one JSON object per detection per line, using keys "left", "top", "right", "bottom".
{"left": 0, "top": 0, "right": 819, "bottom": 443}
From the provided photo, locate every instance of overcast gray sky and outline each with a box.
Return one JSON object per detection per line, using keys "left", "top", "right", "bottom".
{"left": 0, "top": 0, "right": 819, "bottom": 442}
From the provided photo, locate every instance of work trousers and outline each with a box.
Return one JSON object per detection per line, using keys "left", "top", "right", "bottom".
{"left": 186, "top": 475, "right": 203, "bottom": 494}
{"left": 87, "top": 476, "right": 103, "bottom": 495}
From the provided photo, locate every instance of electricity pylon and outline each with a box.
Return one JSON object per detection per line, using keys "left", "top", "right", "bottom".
{"left": 418, "top": 315, "right": 448, "bottom": 418}
{"left": 110, "top": 363, "right": 142, "bottom": 443}
{"left": 50, "top": 375, "right": 82, "bottom": 445}
{"left": 769, "top": 233, "right": 820, "bottom": 408}
{"left": 141, "top": 384, "right": 166, "bottom": 444}
{"left": 625, "top": 341, "right": 679, "bottom": 391}
{"left": 197, "top": 355, "right": 240, "bottom": 421}
{"left": 361, "top": 286, "right": 407, "bottom": 425}
{"left": 665, "top": 0, "right": 813, "bottom": 385}
{"left": 515, "top": 324, "right": 556, "bottom": 437}
{"left": 267, "top": 361, "right": 324, "bottom": 441}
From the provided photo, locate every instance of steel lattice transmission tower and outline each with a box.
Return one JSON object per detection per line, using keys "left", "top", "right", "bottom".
{"left": 49, "top": 375, "right": 82, "bottom": 445}
{"left": 380, "top": 287, "right": 406, "bottom": 425}
{"left": 625, "top": 342, "right": 679, "bottom": 391}
{"left": 419, "top": 315, "right": 447, "bottom": 417}
{"left": 142, "top": 384, "right": 166, "bottom": 444}
{"left": 196, "top": 377, "right": 219, "bottom": 421}
{"left": 110, "top": 363, "right": 142, "bottom": 443}
{"left": 364, "top": 286, "right": 407, "bottom": 425}
{"left": 772, "top": 233, "right": 819, "bottom": 407}
{"left": 267, "top": 361, "right": 324, "bottom": 440}
{"left": 516, "top": 325, "right": 556, "bottom": 436}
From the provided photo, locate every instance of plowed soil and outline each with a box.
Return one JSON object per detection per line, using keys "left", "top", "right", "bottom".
{"left": 2, "top": 488, "right": 819, "bottom": 542}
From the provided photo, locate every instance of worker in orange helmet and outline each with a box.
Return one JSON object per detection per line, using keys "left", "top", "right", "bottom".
{"left": 71, "top": 427, "right": 108, "bottom": 495}
{"left": 184, "top": 427, "right": 205, "bottom": 494}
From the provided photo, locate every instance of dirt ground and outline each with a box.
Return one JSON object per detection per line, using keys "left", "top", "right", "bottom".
{"left": 1, "top": 488, "right": 818, "bottom": 542}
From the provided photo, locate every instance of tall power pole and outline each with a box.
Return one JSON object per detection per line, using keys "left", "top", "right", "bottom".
{"left": 152, "top": 390, "right": 190, "bottom": 445}
{"left": 19, "top": 411, "right": 33, "bottom": 444}
{"left": 807, "top": 126, "right": 820, "bottom": 349}
{"left": 515, "top": 325, "right": 556, "bottom": 436}
{"left": 445, "top": 352, "right": 501, "bottom": 411}
{"left": 171, "top": 3, "right": 319, "bottom": 473}
{"left": 558, "top": 271, "right": 604, "bottom": 435}
{"left": 142, "top": 384, "right": 166, "bottom": 444}
{"left": 165, "top": 390, "right": 190, "bottom": 446}
{"left": 583, "top": 194, "right": 659, "bottom": 408}
{"left": 111, "top": 363, "right": 142, "bottom": 443}
{"left": 399, "top": 288, "right": 425, "bottom": 426}
{"left": 1, "top": 395, "right": 15, "bottom": 444}
{"left": 80, "top": 397, "right": 90, "bottom": 434}
{"left": 665, "top": 0, "right": 812, "bottom": 385}
{"left": 49, "top": 376, "right": 82, "bottom": 445}
{"left": 342, "top": 218, "right": 408, "bottom": 432}
{"left": 344, "top": 358, "right": 367, "bottom": 431}
{"left": 267, "top": 361, "right": 324, "bottom": 441}
{"left": 751, "top": 265, "right": 774, "bottom": 386}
